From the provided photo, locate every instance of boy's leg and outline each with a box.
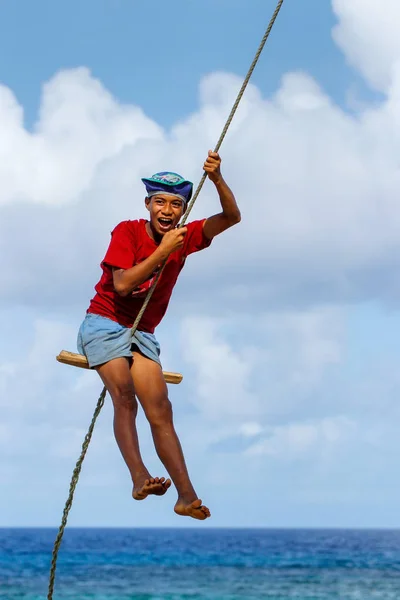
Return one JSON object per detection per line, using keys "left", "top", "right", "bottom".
{"left": 130, "top": 351, "right": 210, "bottom": 520}
{"left": 96, "top": 357, "right": 171, "bottom": 500}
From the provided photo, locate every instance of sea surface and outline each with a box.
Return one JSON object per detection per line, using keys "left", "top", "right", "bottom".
{"left": 1, "top": 528, "right": 400, "bottom": 599}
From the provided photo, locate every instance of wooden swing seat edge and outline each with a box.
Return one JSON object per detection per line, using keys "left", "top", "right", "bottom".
{"left": 56, "top": 350, "right": 183, "bottom": 384}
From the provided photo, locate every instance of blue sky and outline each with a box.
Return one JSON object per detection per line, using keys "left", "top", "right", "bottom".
{"left": 2, "top": 0, "right": 400, "bottom": 529}
{"left": 0, "top": 0, "right": 375, "bottom": 128}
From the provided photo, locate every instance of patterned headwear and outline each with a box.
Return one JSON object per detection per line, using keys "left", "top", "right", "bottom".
{"left": 141, "top": 171, "right": 193, "bottom": 204}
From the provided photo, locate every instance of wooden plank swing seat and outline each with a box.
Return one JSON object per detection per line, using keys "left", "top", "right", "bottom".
{"left": 56, "top": 350, "right": 183, "bottom": 384}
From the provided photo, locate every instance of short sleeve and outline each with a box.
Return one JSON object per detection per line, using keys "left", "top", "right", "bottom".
{"left": 183, "top": 219, "right": 212, "bottom": 257}
{"left": 102, "top": 221, "right": 136, "bottom": 270}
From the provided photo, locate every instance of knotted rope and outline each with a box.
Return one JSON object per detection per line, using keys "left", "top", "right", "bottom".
{"left": 47, "top": 1, "right": 285, "bottom": 597}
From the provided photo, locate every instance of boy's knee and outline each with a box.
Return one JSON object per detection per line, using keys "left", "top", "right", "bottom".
{"left": 146, "top": 395, "right": 173, "bottom": 426}
{"left": 110, "top": 382, "right": 136, "bottom": 410}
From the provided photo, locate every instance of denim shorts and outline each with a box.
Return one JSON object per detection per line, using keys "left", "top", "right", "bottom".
{"left": 77, "top": 313, "right": 161, "bottom": 368}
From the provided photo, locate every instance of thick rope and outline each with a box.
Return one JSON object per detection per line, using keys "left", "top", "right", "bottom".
{"left": 47, "top": 1, "right": 285, "bottom": 597}
{"left": 47, "top": 386, "right": 107, "bottom": 599}
{"left": 183, "top": 0, "right": 285, "bottom": 225}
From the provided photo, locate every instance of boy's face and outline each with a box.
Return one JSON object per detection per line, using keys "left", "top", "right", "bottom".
{"left": 145, "top": 193, "right": 185, "bottom": 236}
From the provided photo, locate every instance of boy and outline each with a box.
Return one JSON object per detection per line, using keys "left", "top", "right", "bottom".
{"left": 77, "top": 151, "right": 240, "bottom": 520}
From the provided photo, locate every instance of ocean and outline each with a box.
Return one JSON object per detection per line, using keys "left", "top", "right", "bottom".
{"left": 1, "top": 528, "right": 400, "bottom": 599}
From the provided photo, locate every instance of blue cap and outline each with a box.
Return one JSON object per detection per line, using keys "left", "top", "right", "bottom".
{"left": 141, "top": 171, "right": 193, "bottom": 204}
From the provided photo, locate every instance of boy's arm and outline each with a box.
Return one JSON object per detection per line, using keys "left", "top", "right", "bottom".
{"left": 202, "top": 151, "right": 241, "bottom": 241}
{"left": 113, "top": 227, "right": 187, "bottom": 296}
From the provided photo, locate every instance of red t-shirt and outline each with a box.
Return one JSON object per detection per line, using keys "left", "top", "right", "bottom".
{"left": 87, "top": 218, "right": 212, "bottom": 333}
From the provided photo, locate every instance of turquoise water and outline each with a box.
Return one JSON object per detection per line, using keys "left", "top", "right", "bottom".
{"left": 2, "top": 528, "right": 400, "bottom": 599}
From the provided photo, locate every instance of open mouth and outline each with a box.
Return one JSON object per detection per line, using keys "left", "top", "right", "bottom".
{"left": 158, "top": 218, "right": 174, "bottom": 231}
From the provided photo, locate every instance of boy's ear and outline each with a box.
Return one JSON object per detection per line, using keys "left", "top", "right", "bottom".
{"left": 145, "top": 196, "right": 151, "bottom": 211}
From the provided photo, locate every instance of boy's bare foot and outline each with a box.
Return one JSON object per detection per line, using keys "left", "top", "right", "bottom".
{"left": 132, "top": 477, "right": 171, "bottom": 500}
{"left": 174, "top": 498, "right": 211, "bottom": 520}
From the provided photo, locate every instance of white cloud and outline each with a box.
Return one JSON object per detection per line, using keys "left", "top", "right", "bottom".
{"left": 182, "top": 315, "right": 260, "bottom": 420}
{"left": 240, "top": 422, "right": 263, "bottom": 438}
{"left": 332, "top": 0, "right": 400, "bottom": 92}
{"left": 1, "top": 304, "right": 400, "bottom": 527}
{"left": 181, "top": 307, "right": 344, "bottom": 426}
{"left": 245, "top": 416, "right": 355, "bottom": 461}
{"left": 0, "top": 67, "right": 162, "bottom": 207}
{"left": 2, "top": 55, "right": 400, "bottom": 313}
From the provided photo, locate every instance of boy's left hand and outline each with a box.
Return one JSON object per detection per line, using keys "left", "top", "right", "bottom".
{"left": 204, "top": 150, "right": 222, "bottom": 184}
